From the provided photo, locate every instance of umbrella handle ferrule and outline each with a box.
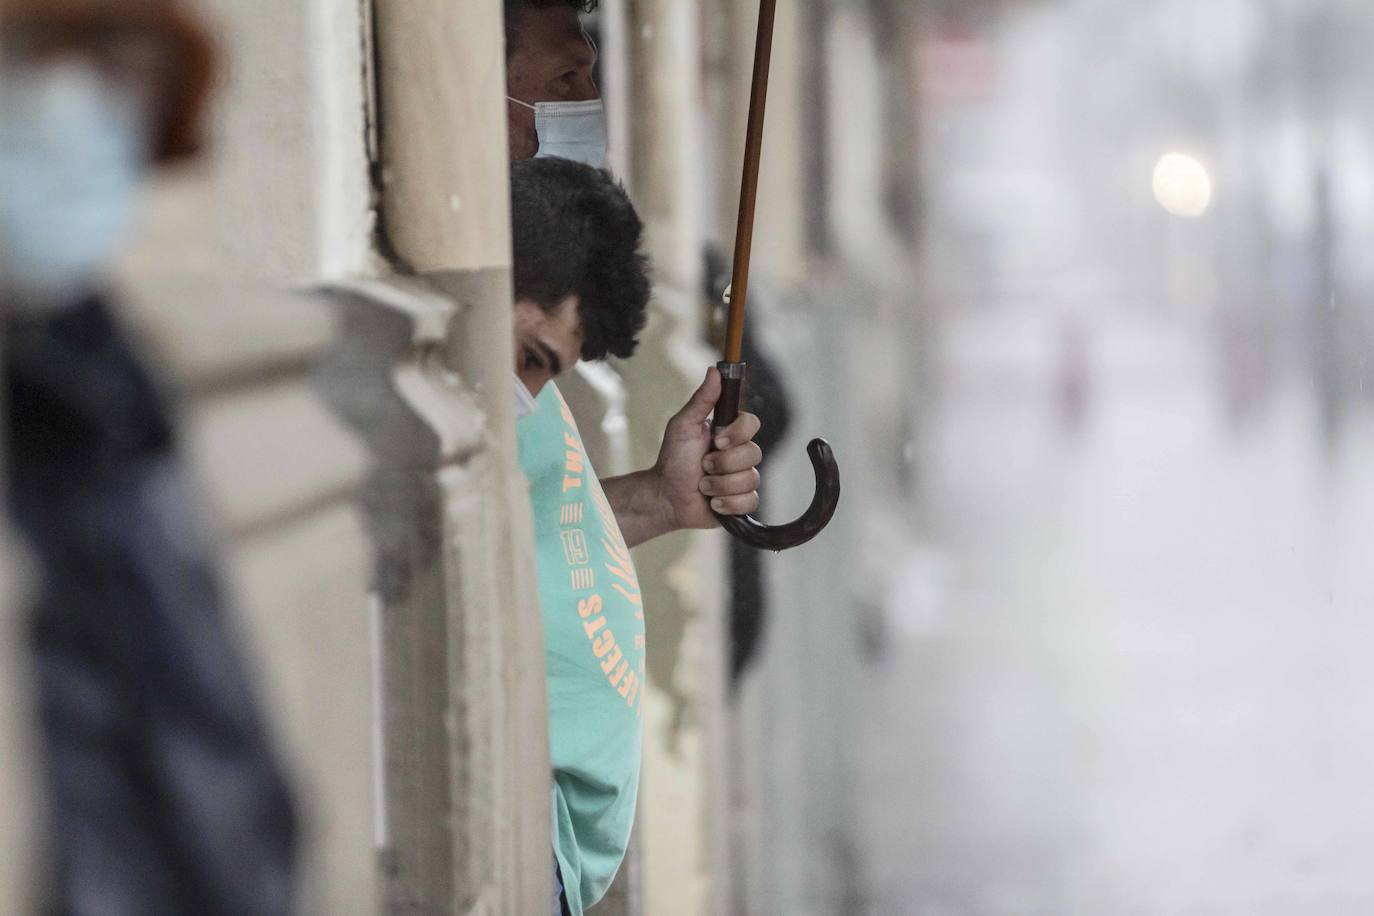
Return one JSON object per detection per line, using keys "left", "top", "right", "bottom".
{"left": 709, "top": 361, "right": 841, "bottom": 552}
{"left": 712, "top": 361, "right": 748, "bottom": 434}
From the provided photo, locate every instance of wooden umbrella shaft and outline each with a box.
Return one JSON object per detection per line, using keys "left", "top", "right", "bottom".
{"left": 724, "top": 0, "right": 778, "bottom": 365}
{"left": 709, "top": 0, "right": 842, "bottom": 553}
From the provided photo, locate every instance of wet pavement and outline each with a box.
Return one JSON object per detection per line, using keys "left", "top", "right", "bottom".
{"left": 860, "top": 309, "right": 1374, "bottom": 916}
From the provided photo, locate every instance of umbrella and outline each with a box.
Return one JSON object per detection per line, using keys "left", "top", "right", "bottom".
{"left": 712, "top": 0, "right": 841, "bottom": 552}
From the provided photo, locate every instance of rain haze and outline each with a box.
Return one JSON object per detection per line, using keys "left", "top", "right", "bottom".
{"left": 838, "top": 1, "right": 1374, "bottom": 913}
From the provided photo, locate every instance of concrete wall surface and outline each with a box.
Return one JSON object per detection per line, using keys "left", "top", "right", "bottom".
{"left": 146, "top": 280, "right": 378, "bottom": 915}
{"left": 117, "top": 1, "right": 383, "bottom": 909}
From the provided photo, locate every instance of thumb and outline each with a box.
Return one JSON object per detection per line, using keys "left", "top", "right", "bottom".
{"left": 674, "top": 367, "right": 722, "bottom": 427}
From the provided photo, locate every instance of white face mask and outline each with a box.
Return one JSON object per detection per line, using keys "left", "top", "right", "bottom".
{"left": 513, "top": 373, "right": 540, "bottom": 420}
{"left": 508, "top": 97, "right": 608, "bottom": 169}
{"left": 0, "top": 61, "right": 149, "bottom": 311}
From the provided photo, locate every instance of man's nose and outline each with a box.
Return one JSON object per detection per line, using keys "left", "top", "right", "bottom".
{"left": 569, "top": 70, "right": 599, "bottom": 102}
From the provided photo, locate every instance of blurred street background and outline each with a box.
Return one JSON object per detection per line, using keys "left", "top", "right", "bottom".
{"left": 847, "top": 1, "right": 1374, "bottom": 913}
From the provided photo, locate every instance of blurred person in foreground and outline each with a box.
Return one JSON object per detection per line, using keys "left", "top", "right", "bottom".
{"left": 0, "top": 2, "right": 297, "bottom": 913}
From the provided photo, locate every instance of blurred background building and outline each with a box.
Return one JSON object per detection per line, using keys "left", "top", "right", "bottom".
{"left": 3, "top": 0, "right": 1374, "bottom": 913}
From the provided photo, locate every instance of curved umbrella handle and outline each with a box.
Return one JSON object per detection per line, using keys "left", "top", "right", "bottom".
{"left": 711, "top": 362, "right": 841, "bottom": 552}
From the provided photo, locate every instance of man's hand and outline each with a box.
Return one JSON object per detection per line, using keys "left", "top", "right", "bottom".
{"left": 659, "top": 367, "right": 762, "bottom": 527}
{"left": 602, "top": 368, "right": 763, "bottom": 548}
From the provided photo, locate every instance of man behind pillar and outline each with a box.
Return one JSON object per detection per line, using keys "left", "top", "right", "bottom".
{"left": 505, "top": 3, "right": 766, "bottom": 913}
{"left": 0, "top": 2, "right": 298, "bottom": 912}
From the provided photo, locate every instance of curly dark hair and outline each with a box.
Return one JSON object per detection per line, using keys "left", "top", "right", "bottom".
{"left": 510, "top": 158, "right": 650, "bottom": 362}
{"left": 504, "top": 0, "right": 599, "bottom": 56}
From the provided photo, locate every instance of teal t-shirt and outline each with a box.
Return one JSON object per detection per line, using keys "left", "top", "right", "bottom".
{"left": 518, "top": 383, "right": 645, "bottom": 915}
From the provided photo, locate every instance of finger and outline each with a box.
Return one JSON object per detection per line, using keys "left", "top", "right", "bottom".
{"left": 698, "top": 468, "right": 761, "bottom": 498}
{"left": 703, "top": 441, "right": 762, "bottom": 476}
{"left": 709, "top": 492, "right": 761, "bottom": 517}
{"left": 673, "top": 368, "right": 722, "bottom": 429}
{"left": 712, "top": 412, "right": 762, "bottom": 451}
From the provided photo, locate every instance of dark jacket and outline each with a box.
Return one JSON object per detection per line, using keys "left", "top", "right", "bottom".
{"left": 5, "top": 295, "right": 298, "bottom": 916}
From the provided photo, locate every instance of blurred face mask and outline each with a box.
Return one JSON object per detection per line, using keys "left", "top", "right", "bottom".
{"left": 508, "top": 97, "right": 608, "bottom": 169}
{"left": 0, "top": 60, "right": 149, "bottom": 310}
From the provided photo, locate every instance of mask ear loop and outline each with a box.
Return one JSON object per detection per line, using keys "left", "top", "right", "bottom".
{"left": 506, "top": 96, "right": 542, "bottom": 159}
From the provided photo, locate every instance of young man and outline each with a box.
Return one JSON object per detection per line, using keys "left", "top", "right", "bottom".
{"left": 506, "top": 5, "right": 765, "bottom": 912}
{"left": 510, "top": 157, "right": 761, "bottom": 916}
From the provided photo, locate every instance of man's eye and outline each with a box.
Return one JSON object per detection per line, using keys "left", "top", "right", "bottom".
{"left": 524, "top": 347, "right": 543, "bottom": 370}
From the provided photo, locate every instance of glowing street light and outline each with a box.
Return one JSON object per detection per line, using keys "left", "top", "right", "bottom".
{"left": 1152, "top": 153, "right": 1214, "bottom": 218}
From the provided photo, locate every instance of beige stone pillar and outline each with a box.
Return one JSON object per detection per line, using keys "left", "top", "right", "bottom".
{"left": 98, "top": 1, "right": 384, "bottom": 912}
{"left": 618, "top": 1, "right": 732, "bottom": 914}
{"left": 370, "top": 2, "right": 549, "bottom": 913}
